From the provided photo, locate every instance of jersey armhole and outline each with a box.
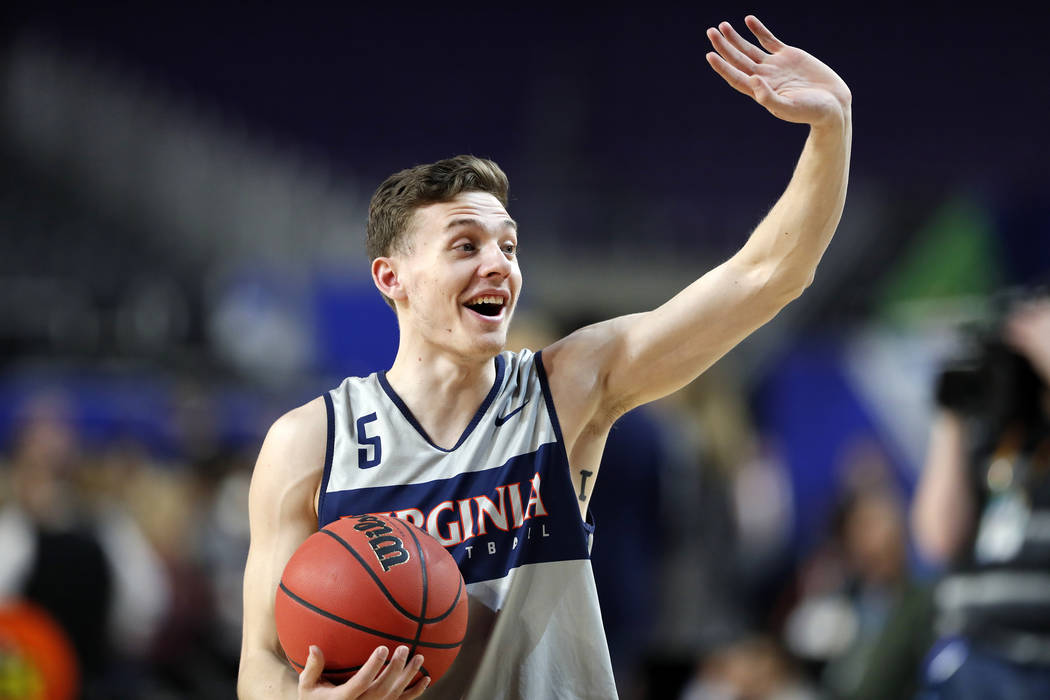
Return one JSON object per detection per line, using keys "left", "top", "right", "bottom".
{"left": 317, "top": 392, "right": 336, "bottom": 530}
{"left": 534, "top": 350, "right": 564, "bottom": 444}
{"left": 535, "top": 350, "right": 595, "bottom": 535}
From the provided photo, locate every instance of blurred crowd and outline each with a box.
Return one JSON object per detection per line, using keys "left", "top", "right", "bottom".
{"left": 0, "top": 388, "right": 254, "bottom": 699}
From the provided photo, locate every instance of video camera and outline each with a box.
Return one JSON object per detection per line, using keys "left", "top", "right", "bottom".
{"left": 935, "top": 290, "right": 1045, "bottom": 429}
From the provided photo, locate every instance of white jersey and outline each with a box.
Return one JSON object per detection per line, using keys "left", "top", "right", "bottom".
{"left": 319, "top": 349, "right": 618, "bottom": 700}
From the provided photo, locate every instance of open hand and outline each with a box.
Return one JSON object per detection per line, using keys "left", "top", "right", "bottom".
{"left": 298, "top": 645, "right": 430, "bottom": 700}
{"left": 706, "top": 16, "right": 851, "bottom": 127}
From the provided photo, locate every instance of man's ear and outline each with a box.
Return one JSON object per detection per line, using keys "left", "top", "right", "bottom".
{"left": 372, "top": 256, "right": 406, "bottom": 301}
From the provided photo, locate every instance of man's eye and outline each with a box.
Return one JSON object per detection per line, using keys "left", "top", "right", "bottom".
{"left": 458, "top": 243, "right": 476, "bottom": 252}
{"left": 503, "top": 244, "right": 517, "bottom": 255}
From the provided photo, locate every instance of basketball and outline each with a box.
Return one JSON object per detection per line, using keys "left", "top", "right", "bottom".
{"left": 274, "top": 513, "right": 469, "bottom": 685}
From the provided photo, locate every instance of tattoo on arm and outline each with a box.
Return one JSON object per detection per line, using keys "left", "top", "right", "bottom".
{"left": 578, "top": 470, "right": 593, "bottom": 502}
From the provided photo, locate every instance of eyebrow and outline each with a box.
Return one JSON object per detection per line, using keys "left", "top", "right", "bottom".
{"left": 444, "top": 217, "right": 518, "bottom": 232}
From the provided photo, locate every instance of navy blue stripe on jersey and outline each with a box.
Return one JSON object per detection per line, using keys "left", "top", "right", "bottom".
{"left": 376, "top": 354, "right": 507, "bottom": 453}
{"left": 534, "top": 350, "right": 596, "bottom": 537}
{"left": 319, "top": 442, "right": 590, "bottom": 584}
{"left": 534, "top": 351, "right": 562, "bottom": 444}
{"left": 317, "top": 392, "right": 336, "bottom": 529}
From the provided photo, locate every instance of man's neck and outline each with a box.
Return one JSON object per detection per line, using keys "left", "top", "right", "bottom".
{"left": 385, "top": 349, "right": 498, "bottom": 450}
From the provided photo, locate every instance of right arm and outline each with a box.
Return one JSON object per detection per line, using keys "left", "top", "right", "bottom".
{"left": 910, "top": 410, "right": 975, "bottom": 565}
{"left": 237, "top": 398, "right": 428, "bottom": 699}
{"left": 239, "top": 397, "right": 329, "bottom": 698}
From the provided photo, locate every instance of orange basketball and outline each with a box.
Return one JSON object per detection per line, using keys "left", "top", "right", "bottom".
{"left": 275, "top": 513, "right": 468, "bottom": 685}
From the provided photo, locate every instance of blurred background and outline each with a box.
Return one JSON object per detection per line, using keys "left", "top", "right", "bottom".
{"left": 0, "top": 1, "right": 1047, "bottom": 698}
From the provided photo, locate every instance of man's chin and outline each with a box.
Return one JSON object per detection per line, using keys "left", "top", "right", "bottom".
{"left": 468, "top": 330, "right": 508, "bottom": 359}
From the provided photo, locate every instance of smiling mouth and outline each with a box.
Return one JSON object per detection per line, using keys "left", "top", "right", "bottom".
{"left": 464, "top": 295, "right": 506, "bottom": 317}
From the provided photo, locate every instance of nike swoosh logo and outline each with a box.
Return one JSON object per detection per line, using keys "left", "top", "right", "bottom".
{"left": 494, "top": 399, "right": 530, "bottom": 427}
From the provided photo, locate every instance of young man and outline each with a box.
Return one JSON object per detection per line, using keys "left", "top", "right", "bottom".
{"left": 239, "top": 15, "right": 852, "bottom": 700}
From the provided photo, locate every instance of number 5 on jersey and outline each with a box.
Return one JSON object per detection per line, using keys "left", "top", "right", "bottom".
{"left": 356, "top": 413, "right": 382, "bottom": 469}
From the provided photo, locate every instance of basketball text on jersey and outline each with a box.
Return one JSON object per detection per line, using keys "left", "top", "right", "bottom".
{"left": 323, "top": 444, "right": 586, "bottom": 585}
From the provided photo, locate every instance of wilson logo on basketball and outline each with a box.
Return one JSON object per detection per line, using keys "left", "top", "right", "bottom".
{"left": 352, "top": 514, "right": 410, "bottom": 572}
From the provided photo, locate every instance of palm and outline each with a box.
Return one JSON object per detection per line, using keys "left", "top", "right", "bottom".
{"left": 706, "top": 16, "right": 851, "bottom": 126}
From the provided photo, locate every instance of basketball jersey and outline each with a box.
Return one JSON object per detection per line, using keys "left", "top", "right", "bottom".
{"left": 319, "top": 349, "right": 618, "bottom": 700}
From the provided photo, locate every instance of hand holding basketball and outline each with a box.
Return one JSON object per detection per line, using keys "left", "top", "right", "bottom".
{"left": 297, "top": 644, "right": 429, "bottom": 699}
{"left": 275, "top": 514, "right": 468, "bottom": 695}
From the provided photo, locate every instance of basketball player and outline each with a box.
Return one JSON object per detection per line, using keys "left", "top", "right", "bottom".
{"left": 239, "top": 16, "right": 851, "bottom": 700}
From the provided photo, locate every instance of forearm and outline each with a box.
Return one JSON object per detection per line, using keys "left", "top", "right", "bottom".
{"left": 736, "top": 110, "right": 852, "bottom": 295}
{"left": 238, "top": 649, "right": 300, "bottom": 699}
{"left": 911, "top": 411, "right": 975, "bottom": 564}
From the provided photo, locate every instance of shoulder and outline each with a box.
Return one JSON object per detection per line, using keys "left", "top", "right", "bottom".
{"left": 539, "top": 317, "right": 638, "bottom": 429}
{"left": 266, "top": 396, "right": 327, "bottom": 450}
{"left": 250, "top": 397, "right": 328, "bottom": 503}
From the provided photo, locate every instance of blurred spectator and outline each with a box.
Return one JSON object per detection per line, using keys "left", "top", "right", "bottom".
{"left": 782, "top": 440, "right": 933, "bottom": 699}
{"left": 645, "top": 369, "right": 755, "bottom": 700}
{"left": 680, "top": 633, "right": 820, "bottom": 700}
{"left": 112, "top": 436, "right": 244, "bottom": 697}
{"left": 911, "top": 291, "right": 1050, "bottom": 698}
{"left": 0, "top": 394, "right": 117, "bottom": 697}
{"left": 0, "top": 393, "right": 172, "bottom": 699}
{"left": 194, "top": 448, "right": 254, "bottom": 682}
{"left": 80, "top": 437, "right": 172, "bottom": 667}
{"left": 675, "top": 367, "right": 795, "bottom": 630}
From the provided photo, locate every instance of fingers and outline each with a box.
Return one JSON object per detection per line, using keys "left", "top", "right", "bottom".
{"left": 718, "top": 21, "right": 767, "bottom": 63}
{"left": 744, "top": 15, "right": 785, "bottom": 53}
{"left": 401, "top": 673, "right": 432, "bottom": 699}
{"left": 348, "top": 645, "right": 391, "bottom": 690}
{"left": 298, "top": 645, "right": 325, "bottom": 689}
{"left": 373, "top": 646, "right": 425, "bottom": 696}
{"left": 705, "top": 51, "right": 755, "bottom": 97}
{"left": 706, "top": 25, "right": 758, "bottom": 74}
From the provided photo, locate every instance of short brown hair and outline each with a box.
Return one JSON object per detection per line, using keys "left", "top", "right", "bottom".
{"left": 366, "top": 155, "right": 509, "bottom": 262}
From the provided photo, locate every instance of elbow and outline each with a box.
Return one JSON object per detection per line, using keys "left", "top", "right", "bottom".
{"left": 758, "top": 261, "right": 813, "bottom": 308}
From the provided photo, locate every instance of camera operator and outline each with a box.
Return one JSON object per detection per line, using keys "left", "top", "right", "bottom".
{"left": 911, "top": 292, "right": 1050, "bottom": 698}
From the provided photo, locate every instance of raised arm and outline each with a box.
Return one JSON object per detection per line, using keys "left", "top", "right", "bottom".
{"left": 544, "top": 16, "right": 851, "bottom": 433}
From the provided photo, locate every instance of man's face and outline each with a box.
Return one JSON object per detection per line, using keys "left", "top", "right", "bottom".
{"left": 387, "top": 191, "right": 522, "bottom": 361}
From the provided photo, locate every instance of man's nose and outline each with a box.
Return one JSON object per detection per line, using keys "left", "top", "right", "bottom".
{"left": 478, "top": 242, "right": 511, "bottom": 277}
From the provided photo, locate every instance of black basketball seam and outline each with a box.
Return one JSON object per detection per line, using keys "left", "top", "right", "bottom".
{"left": 371, "top": 516, "right": 466, "bottom": 625}
{"left": 388, "top": 517, "right": 470, "bottom": 682}
{"left": 434, "top": 569, "right": 466, "bottom": 622}
{"left": 389, "top": 516, "right": 428, "bottom": 662}
{"left": 277, "top": 582, "right": 463, "bottom": 649}
{"left": 321, "top": 520, "right": 463, "bottom": 625}
{"left": 387, "top": 516, "right": 467, "bottom": 622}
{"left": 320, "top": 527, "right": 425, "bottom": 622}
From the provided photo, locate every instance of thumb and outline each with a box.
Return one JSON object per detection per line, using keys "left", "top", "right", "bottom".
{"left": 299, "top": 645, "right": 325, "bottom": 688}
